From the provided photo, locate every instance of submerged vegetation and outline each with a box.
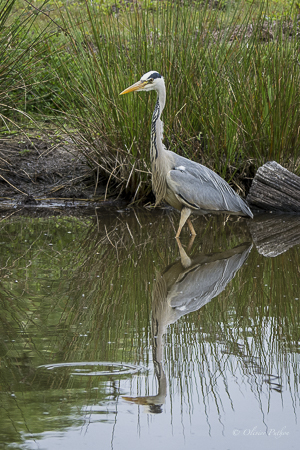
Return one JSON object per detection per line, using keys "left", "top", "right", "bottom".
{"left": 1, "top": 0, "right": 300, "bottom": 201}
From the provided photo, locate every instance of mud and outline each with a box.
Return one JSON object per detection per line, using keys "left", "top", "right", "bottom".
{"left": 0, "top": 137, "right": 110, "bottom": 209}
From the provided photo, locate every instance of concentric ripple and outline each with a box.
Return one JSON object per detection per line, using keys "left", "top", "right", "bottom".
{"left": 38, "top": 361, "right": 147, "bottom": 376}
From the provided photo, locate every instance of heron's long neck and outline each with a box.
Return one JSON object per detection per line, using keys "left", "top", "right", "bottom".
{"left": 150, "top": 88, "right": 167, "bottom": 204}
{"left": 150, "top": 90, "right": 165, "bottom": 164}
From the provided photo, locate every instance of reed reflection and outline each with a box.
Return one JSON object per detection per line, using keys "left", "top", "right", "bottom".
{"left": 123, "top": 239, "right": 252, "bottom": 412}
{"left": 0, "top": 209, "right": 299, "bottom": 442}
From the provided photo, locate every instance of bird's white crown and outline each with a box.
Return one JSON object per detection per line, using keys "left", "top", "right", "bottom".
{"left": 140, "top": 70, "right": 162, "bottom": 81}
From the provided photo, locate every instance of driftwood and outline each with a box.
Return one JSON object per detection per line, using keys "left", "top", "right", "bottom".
{"left": 248, "top": 214, "right": 300, "bottom": 257}
{"left": 247, "top": 161, "right": 300, "bottom": 213}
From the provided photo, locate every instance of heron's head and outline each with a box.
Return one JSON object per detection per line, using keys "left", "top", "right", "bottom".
{"left": 120, "top": 71, "right": 164, "bottom": 96}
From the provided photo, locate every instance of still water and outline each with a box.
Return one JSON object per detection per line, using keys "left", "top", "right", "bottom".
{"left": 0, "top": 206, "right": 299, "bottom": 450}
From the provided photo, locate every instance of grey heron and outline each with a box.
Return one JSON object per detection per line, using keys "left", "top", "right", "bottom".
{"left": 120, "top": 71, "right": 253, "bottom": 237}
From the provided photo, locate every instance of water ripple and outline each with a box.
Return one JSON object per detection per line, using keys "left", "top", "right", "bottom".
{"left": 38, "top": 361, "right": 147, "bottom": 376}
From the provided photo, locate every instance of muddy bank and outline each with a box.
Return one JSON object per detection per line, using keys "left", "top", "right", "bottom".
{"left": 0, "top": 137, "right": 112, "bottom": 209}
{"left": 3, "top": 136, "right": 299, "bottom": 218}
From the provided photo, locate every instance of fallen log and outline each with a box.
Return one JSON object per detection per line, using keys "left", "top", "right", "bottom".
{"left": 247, "top": 161, "right": 300, "bottom": 212}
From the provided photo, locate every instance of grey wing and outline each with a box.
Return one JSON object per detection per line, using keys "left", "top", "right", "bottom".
{"left": 166, "top": 153, "right": 253, "bottom": 216}
{"left": 168, "top": 244, "right": 252, "bottom": 313}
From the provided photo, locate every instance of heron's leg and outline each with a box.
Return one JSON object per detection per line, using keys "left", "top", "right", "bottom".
{"left": 175, "top": 207, "right": 191, "bottom": 238}
{"left": 187, "top": 234, "right": 196, "bottom": 252}
{"left": 187, "top": 218, "right": 196, "bottom": 236}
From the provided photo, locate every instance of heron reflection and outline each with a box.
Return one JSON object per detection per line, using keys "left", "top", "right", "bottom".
{"left": 123, "top": 240, "right": 252, "bottom": 412}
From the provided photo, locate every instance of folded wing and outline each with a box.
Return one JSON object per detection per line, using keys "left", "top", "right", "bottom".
{"left": 166, "top": 154, "right": 253, "bottom": 217}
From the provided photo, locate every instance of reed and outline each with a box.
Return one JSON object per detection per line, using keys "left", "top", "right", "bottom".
{"left": 2, "top": 0, "right": 300, "bottom": 199}
{"left": 44, "top": 0, "right": 300, "bottom": 199}
{"left": 0, "top": 0, "right": 56, "bottom": 137}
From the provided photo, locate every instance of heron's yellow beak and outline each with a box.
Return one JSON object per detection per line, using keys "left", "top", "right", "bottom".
{"left": 122, "top": 396, "right": 152, "bottom": 405}
{"left": 119, "top": 80, "right": 147, "bottom": 95}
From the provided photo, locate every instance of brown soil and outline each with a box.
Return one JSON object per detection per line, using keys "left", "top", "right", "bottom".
{"left": 0, "top": 137, "right": 109, "bottom": 208}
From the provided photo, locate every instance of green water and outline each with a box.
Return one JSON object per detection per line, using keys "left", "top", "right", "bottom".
{"left": 0, "top": 207, "right": 299, "bottom": 450}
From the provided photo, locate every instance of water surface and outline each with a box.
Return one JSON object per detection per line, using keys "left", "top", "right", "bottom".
{"left": 0, "top": 207, "right": 299, "bottom": 449}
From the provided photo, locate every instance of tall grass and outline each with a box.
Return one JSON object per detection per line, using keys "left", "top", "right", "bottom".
{"left": 0, "top": 0, "right": 56, "bottom": 136}
{"left": 2, "top": 0, "right": 300, "bottom": 199}
{"left": 41, "top": 0, "right": 300, "bottom": 199}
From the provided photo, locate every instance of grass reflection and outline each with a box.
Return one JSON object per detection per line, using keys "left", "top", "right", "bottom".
{"left": 0, "top": 208, "right": 299, "bottom": 446}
